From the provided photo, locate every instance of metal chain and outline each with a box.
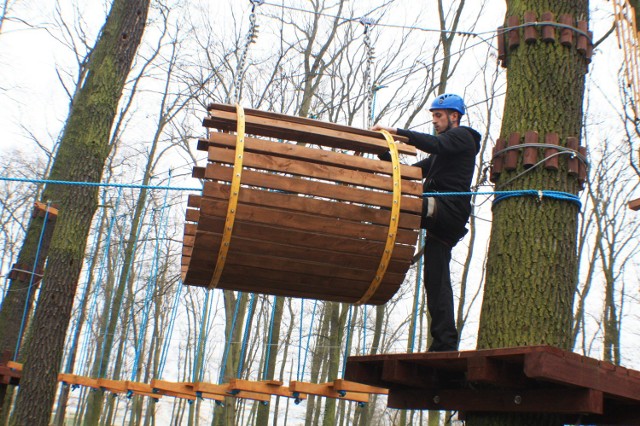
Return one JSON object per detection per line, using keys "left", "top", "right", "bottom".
{"left": 360, "top": 17, "right": 376, "bottom": 128}
{"left": 233, "top": 0, "right": 264, "bottom": 103}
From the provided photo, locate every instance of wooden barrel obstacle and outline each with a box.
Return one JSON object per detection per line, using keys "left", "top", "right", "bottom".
{"left": 181, "top": 104, "right": 423, "bottom": 305}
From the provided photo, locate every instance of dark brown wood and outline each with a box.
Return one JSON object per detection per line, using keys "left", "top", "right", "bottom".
{"left": 523, "top": 131, "right": 538, "bottom": 168}
{"left": 204, "top": 163, "right": 423, "bottom": 213}
{"left": 523, "top": 12, "right": 537, "bottom": 44}
{"left": 577, "top": 21, "right": 589, "bottom": 55}
{"left": 629, "top": 198, "right": 640, "bottom": 211}
{"left": 203, "top": 109, "right": 417, "bottom": 156}
{"left": 559, "top": 14, "right": 574, "bottom": 47}
{"left": 544, "top": 132, "right": 559, "bottom": 171}
{"left": 345, "top": 346, "right": 640, "bottom": 423}
{"left": 199, "top": 133, "right": 423, "bottom": 180}
{"left": 541, "top": 12, "right": 556, "bottom": 43}
{"left": 587, "top": 31, "right": 594, "bottom": 61}
{"left": 497, "top": 26, "right": 507, "bottom": 67}
{"left": 202, "top": 182, "right": 421, "bottom": 230}
{"left": 504, "top": 133, "right": 520, "bottom": 171}
{"left": 506, "top": 16, "right": 520, "bottom": 50}
{"left": 566, "top": 136, "right": 579, "bottom": 176}
{"left": 207, "top": 146, "right": 423, "bottom": 195}
{"left": 578, "top": 146, "right": 587, "bottom": 187}
{"left": 490, "top": 138, "right": 506, "bottom": 182}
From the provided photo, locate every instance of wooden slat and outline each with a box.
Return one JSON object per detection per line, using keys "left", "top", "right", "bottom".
{"left": 202, "top": 182, "right": 421, "bottom": 230}
{"left": 207, "top": 103, "right": 411, "bottom": 145}
{"left": 205, "top": 163, "right": 423, "bottom": 213}
{"left": 97, "top": 378, "right": 128, "bottom": 393}
{"left": 523, "top": 350, "right": 640, "bottom": 402}
{"left": 331, "top": 379, "right": 388, "bottom": 395}
{"left": 208, "top": 147, "right": 423, "bottom": 196}
{"left": 198, "top": 198, "right": 419, "bottom": 245}
{"left": 192, "top": 382, "right": 271, "bottom": 402}
{"left": 6, "top": 361, "right": 22, "bottom": 371}
{"left": 199, "top": 133, "right": 422, "bottom": 179}
{"left": 58, "top": 374, "right": 100, "bottom": 389}
{"left": 289, "top": 381, "right": 369, "bottom": 403}
{"left": 204, "top": 106, "right": 416, "bottom": 156}
{"left": 628, "top": 197, "right": 640, "bottom": 211}
{"left": 188, "top": 231, "right": 411, "bottom": 274}
{"left": 228, "top": 378, "right": 305, "bottom": 399}
{"left": 387, "top": 388, "right": 604, "bottom": 413}
{"left": 192, "top": 215, "right": 416, "bottom": 260}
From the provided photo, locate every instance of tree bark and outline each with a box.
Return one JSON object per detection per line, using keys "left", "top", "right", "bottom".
{"left": 9, "top": 0, "right": 151, "bottom": 424}
{"left": 470, "top": 1, "right": 588, "bottom": 424}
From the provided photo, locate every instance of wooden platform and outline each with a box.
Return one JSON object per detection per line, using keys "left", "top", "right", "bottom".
{"left": 182, "top": 104, "right": 423, "bottom": 305}
{"left": 344, "top": 345, "right": 640, "bottom": 425}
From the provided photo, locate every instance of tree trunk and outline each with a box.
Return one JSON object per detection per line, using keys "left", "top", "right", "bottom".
{"left": 471, "top": 1, "right": 588, "bottom": 425}
{"left": 9, "top": 1, "right": 151, "bottom": 424}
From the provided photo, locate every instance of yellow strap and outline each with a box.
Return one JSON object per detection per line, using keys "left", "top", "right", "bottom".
{"left": 209, "top": 104, "right": 246, "bottom": 289}
{"left": 355, "top": 130, "right": 401, "bottom": 305}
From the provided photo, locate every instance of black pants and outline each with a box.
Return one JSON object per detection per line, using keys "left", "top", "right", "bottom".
{"left": 422, "top": 198, "right": 467, "bottom": 352}
{"left": 423, "top": 235, "right": 458, "bottom": 351}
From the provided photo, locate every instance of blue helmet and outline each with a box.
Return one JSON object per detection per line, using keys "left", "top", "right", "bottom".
{"left": 429, "top": 93, "right": 466, "bottom": 116}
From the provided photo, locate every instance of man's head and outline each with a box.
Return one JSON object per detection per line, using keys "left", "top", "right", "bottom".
{"left": 429, "top": 93, "right": 465, "bottom": 134}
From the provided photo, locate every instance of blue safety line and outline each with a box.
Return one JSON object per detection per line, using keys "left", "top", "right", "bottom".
{"left": 262, "top": 296, "right": 278, "bottom": 381}
{"left": 157, "top": 279, "right": 183, "bottom": 379}
{"left": 409, "top": 229, "right": 425, "bottom": 353}
{"left": 362, "top": 306, "right": 367, "bottom": 355}
{"left": 0, "top": 176, "right": 200, "bottom": 192}
{"left": 299, "top": 299, "right": 318, "bottom": 381}
{"left": 192, "top": 289, "right": 212, "bottom": 383}
{"left": 341, "top": 305, "right": 353, "bottom": 378}
{"left": 219, "top": 292, "right": 243, "bottom": 384}
{"left": 237, "top": 292, "right": 257, "bottom": 378}
{"left": 130, "top": 174, "right": 173, "bottom": 382}
{"left": 424, "top": 190, "right": 581, "bottom": 208}
{"left": 297, "top": 299, "right": 304, "bottom": 381}
{"left": 14, "top": 201, "right": 51, "bottom": 360}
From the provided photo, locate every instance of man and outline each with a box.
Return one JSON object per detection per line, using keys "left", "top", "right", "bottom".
{"left": 372, "top": 93, "right": 481, "bottom": 352}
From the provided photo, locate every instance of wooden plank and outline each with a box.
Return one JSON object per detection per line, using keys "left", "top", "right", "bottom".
{"left": 97, "top": 378, "right": 128, "bottom": 394}
{"left": 289, "top": 381, "right": 369, "bottom": 403}
{"left": 228, "top": 378, "right": 306, "bottom": 399}
{"left": 387, "top": 388, "right": 604, "bottom": 413}
{"left": 126, "top": 381, "right": 155, "bottom": 394}
{"left": 466, "top": 356, "right": 528, "bottom": 388}
{"left": 193, "top": 215, "right": 415, "bottom": 260}
{"left": 207, "top": 103, "right": 412, "bottom": 145}
{"left": 208, "top": 147, "right": 423, "bottom": 196}
{"left": 204, "top": 105, "right": 416, "bottom": 155}
{"left": 58, "top": 374, "right": 100, "bottom": 389}
{"left": 6, "top": 361, "right": 22, "bottom": 371}
{"left": 523, "top": 351, "right": 640, "bottom": 402}
{"left": 331, "top": 379, "right": 388, "bottom": 395}
{"left": 150, "top": 379, "right": 197, "bottom": 400}
{"left": 204, "top": 163, "right": 423, "bottom": 213}
{"left": 192, "top": 382, "right": 271, "bottom": 402}
{"left": 202, "top": 182, "right": 421, "bottom": 230}
{"left": 199, "top": 133, "right": 422, "bottom": 179}
{"left": 628, "top": 197, "right": 640, "bottom": 211}
{"left": 189, "top": 231, "right": 411, "bottom": 274}
{"left": 197, "top": 198, "right": 418, "bottom": 245}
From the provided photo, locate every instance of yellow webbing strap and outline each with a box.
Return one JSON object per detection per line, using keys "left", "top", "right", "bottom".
{"left": 209, "top": 104, "right": 246, "bottom": 289}
{"left": 356, "top": 130, "right": 401, "bottom": 305}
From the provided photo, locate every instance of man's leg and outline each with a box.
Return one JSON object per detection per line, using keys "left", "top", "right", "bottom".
{"left": 424, "top": 235, "right": 458, "bottom": 352}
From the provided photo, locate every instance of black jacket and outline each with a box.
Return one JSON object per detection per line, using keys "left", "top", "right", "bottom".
{"left": 396, "top": 126, "right": 482, "bottom": 238}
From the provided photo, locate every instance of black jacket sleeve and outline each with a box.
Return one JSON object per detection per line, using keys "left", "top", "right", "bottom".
{"left": 396, "top": 127, "right": 473, "bottom": 156}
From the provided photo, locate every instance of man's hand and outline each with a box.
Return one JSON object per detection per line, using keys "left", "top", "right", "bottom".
{"left": 370, "top": 124, "right": 397, "bottom": 134}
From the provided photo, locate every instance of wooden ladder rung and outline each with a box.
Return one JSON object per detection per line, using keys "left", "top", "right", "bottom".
{"left": 228, "top": 378, "right": 305, "bottom": 399}
{"left": 332, "top": 379, "right": 388, "bottom": 395}
{"left": 192, "top": 382, "right": 271, "bottom": 402}
{"left": 289, "top": 381, "right": 369, "bottom": 403}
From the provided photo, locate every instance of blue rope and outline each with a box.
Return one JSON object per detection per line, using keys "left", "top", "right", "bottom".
{"left": 297, "top": 299, "right": 304, "bottom": 381}
{"left": 409, "top": 229, "right": 425, "bottom": 353}
{"left": 199, "top": 289, "right": 221, "bottom": 383}
{"left": 262, "top": 296, "right": 278, "bottom": 381}
{"left": 0, "top": 176, "right": 200, "bottom": 192}
{"left": 300, "top": 299, "right": 318, "bottom": 381}
{"left": 192, "top": 289, "right": 212, "bottom": 382}
{"left": 361, "top": 306, "right": 367, "bottom": 355}
{"left": 14, "top": 201, "right": 51, "bottom": 360}
{"left": 423, "top": 190, "right": 581, "bottom": 208}
{"left": 157, "top": 279, "right": 183, "bottom": 379}
{"left": 130, "top": 174, "right": 173, "bottom": 381}
{"left": 219, "top": 292, "right": 243, "bottom": 384}
{"left": 237, "top": 292, "right": 257, "bottom": 378}
{"left": 341, "top": 305, "right": 353, "bottom": 378}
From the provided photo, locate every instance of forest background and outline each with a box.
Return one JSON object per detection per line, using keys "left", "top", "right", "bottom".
{"left": 0, "top": 0, "right": 639, "bottom": 425}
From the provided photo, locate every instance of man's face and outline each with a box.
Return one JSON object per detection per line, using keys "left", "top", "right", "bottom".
{"left": 431, "top": 109, "right": 458, "bottom": 134}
